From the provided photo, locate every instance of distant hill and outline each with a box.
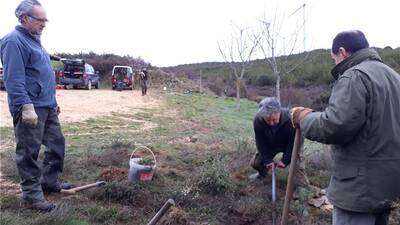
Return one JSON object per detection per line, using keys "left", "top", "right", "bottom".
{"left": 162, "top": 47, "right": 400, "bottom": 88}
{"left": 160, "top": 47, "right": 399, "bottom": 109}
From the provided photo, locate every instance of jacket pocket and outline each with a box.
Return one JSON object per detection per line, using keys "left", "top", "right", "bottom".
{"left": 334, "top": 166, "right": 359, "bottom": 181}
{"left": 25, "top": 76, "right": 43, "bottom": 98}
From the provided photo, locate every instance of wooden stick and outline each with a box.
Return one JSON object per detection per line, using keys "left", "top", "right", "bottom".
{"left": 60, "top": 181, "right": 106, "bottom": 195}
{"left": 147, "top": 199, "right": 175, "bottom": 225}
{"left": 281, "top": 129, "right": 301, "bottom": 225}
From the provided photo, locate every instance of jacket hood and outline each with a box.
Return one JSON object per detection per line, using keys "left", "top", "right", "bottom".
{"left": 331, "top": 48, "right": 382, "bottom": 80}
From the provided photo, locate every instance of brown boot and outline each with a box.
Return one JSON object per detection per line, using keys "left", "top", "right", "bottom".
{"left": 23, "top": 200, "right": 56, "bottom": 212}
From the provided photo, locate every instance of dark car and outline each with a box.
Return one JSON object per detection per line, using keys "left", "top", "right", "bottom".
{"left": 111, "top": 66, "right": 134, "bottom": 91}
{"left": 58, "top": 59, "right": 100, "bottom": 90}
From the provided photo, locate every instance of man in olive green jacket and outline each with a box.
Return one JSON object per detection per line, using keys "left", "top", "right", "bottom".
{"left": 292, "top": 30, "right": 400, "bottom": 225}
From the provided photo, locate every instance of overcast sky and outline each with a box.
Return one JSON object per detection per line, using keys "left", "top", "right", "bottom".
{"left": 1, "top": 0, "right": 399, "bottom": 67}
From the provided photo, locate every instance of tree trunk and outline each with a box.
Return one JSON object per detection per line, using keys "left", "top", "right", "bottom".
{"left": 236, "top": 79, "right": 241, "bottom": 110}
{"left": 276, "top": 73, "right": 281, "bottom": 102}
{"left": 199, "top": 70, "right": 203, "bottom": 93}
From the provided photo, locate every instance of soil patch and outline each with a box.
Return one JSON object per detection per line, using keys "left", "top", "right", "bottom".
{"left": 0, "top": 89, "right": 161, "bottom": 127}
{"left": 100, "top": 166, "right": 128, "bottom": 182}
{"left": 159, "top": 207, "right": 189, "bottom": 225}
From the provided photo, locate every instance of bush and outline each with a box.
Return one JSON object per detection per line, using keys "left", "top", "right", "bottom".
{"left": 193, "top": 155, "right": 236, "bottom": 196}
{"left": 32, "top": 203, "right": 87, "bottom": 225}
{"left": 235, "top": 138, "right": 254, "bottom": 154}
{"left": 110, "top": 137, "right": 132, "bottom": 149}
{"left": 255, "top": 75, "right": 275, "bottom": 86}
{"left": 0, "top": 212, "right": 27, "bottom": 225}
{"left": 89, "top": 182, "right": 137, "bottom": 205}
{"left": 0, "top": 195, "right": 21, "bottom": 211}
{"left": 207, "top": 76, "right": 228, "bottom": 96}
{"left": 85, "top": 205, "right": 118, "bottom": 223}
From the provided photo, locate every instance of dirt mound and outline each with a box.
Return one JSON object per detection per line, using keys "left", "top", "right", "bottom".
{"left": 159, "top": 207, "right": 189, "bottom": 225}
{"left": 226, "top": 208, "right": 258, "bottom": 225}
{"left": 100, "top": 166, "right": 128, "bottom": 182}
{"left": 99, "top": 149, "right": 130, "bottom": 167}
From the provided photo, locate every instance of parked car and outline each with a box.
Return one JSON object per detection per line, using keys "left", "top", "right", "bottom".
{"left": 58, "top": 59, "right": 100, "bottom": 90}
{"left": 111, "top": 66, "right": 134, "bottom": 91}
{"left": 0, "top": 65, "right": 4, "bottom": 90}
{"left": 0, "top": 39, "right": 3, "bottom": 90}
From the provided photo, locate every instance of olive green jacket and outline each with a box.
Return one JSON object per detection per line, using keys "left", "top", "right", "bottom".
{"left": 301, "top": 48, "right": 400, "bottom": 213}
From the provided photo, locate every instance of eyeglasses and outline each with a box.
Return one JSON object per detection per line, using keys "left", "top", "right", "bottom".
{"left": 27, "top": 14, "right": 48, "bottom": 23}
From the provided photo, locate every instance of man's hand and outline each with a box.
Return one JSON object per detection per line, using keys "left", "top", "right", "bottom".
{"left": 266, "top": 162, "right": 275, "bottom": 172}
{"left": 56, "top": 106, "right": 61, "bottom": 115}
{"left": 21, "top": 104, "right": 38, "bottom": 127}
{"left": 290, "top": 107, "right": 313, "bottom": 128}
{"left": 276, "top": 160, "right": 286, "bottom": 168}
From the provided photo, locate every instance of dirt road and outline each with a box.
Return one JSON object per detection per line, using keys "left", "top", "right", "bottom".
{"left": 0, "top": 89, "right": 161, "bottom": 127}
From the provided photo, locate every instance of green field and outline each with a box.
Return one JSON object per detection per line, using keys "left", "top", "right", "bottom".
{"left": 1, "top": 91, "right": 399, "bottom": 224}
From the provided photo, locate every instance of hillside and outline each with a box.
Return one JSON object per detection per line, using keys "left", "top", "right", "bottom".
{"left": 50, "top": 47, "right": 399, "bottom": 109}
{"left": 162, "top": 47, "right": 400, "bottom": 87}
{"left": 161, "top": 47, "right": 400, "bottom": 109}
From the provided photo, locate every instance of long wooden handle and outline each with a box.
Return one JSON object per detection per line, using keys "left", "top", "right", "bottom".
{"left": 147, "top": 199, "right": 175, "bottom": 225}
{"left": 281, "top": 129, "right": 301, "bottom": 225}
{"left": 61, "top": 181, "right": 106, "bottom": 195}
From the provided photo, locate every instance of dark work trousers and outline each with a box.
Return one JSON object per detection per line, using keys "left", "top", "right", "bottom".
{"left": 141, "top": 79, "right": 148, "bottom": 95}
{"left": 13, "top": 107, "right": 65, "bottom": 203}
{"left": 333, "top": 207, "right": 389, "bottom": 225}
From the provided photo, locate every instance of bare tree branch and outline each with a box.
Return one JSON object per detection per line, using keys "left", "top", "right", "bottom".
{"left": 218, "top": 24, "right": 259, "bottom": 109}
{"left": 257, "top": 3, "right": 308, "bottom": 101}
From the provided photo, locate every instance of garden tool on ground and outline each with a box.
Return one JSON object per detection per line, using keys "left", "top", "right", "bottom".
{"left": 60, "top": 181, "right": 106, "bottom": 195}
{"left": 147, "top": 198, "right": 175, "bottom": 225}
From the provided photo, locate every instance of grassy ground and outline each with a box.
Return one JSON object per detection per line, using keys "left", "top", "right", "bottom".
{"left": 2, "top": 91, "right": 397, "bottom": 224}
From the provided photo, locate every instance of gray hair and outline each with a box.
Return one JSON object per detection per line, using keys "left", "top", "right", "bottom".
{"left": 15, "top": 0, "right": 41, "bottom": 23}
{"left": 256, "top": 97, "right": 281, "bottom": 118}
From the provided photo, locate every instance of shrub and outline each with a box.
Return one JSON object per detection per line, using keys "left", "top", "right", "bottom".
{"left": 255, "top": 75, "right": 275, "bottom": 86}
{"left": 32, "top": 203, "right": 87, "bottom": 225}
{"left": 235, "top": 138, "right": 254, "bottom": 154}
{"left": 0, "top": 195, "right": 21, "bottom": 211}
{"left": 110, "top": 137, "right": 132, "bottom": 149}
{"left": 88, "top": 181, "right": 154, "bottom": 207}
{"left": 85, "top": 205, "right": 118, "bottom": 223}
{"left": 193, "top": 155, "right": 236, "bottom": 196}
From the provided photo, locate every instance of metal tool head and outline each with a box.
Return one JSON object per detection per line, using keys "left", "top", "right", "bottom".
{"left": 96, "top": 181, "right": 107, "bottom": 187}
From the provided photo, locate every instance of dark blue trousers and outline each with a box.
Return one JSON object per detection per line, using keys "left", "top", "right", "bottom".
{"left": 13, "top": 107, "right": 65, "bottom": 202}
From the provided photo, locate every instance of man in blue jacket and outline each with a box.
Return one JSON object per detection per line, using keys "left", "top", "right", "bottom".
{"left": 1, "top": 0, "right": 72, "bottom": 212}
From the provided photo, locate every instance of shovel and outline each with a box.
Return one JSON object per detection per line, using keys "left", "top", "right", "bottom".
{"left": 271, "top": 163, "right": 277, "bottom": 225}
{"left": 281, "top": 128, "right": 302, "bottom": 225}
{"left": 147, "top": 198, "right": 175, "bottom": 225}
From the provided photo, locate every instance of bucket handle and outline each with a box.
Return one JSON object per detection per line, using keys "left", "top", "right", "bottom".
{"left": 130, "top": 145, "right": 157, "bottom": 168}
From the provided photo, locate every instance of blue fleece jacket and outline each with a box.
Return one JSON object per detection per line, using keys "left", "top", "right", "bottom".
{"left": 0, "top": 25, "right": 57, "bottom": 116}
